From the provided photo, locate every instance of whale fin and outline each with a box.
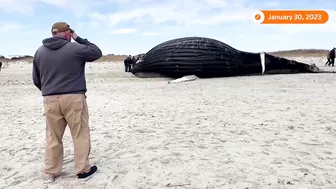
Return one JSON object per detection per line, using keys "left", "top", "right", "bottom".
{"left": 259, "top": 52, "right": 265, "bottom": 75}
{"left": 168, "top": 75, "right": 199, "bottom": 84}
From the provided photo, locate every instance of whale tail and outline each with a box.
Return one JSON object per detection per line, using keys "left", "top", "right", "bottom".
{"left": 306, "top": 63, "right": 336, "bottom": 73}
{"left": 261, "top": 53, "right": 336, "bottom": 74}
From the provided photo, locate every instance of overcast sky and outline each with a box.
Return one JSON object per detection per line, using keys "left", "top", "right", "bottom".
{"left": 0, "top": 0, "right": 335, "bottom": 57}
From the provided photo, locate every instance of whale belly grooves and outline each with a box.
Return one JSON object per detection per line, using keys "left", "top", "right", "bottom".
{"left": 131, "top": 37, "right": 334, "bottom": 78}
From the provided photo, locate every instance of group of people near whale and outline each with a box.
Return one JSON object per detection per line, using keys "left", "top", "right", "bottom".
{"left": 123, "top": 55, "right": 139, "bottom": 72}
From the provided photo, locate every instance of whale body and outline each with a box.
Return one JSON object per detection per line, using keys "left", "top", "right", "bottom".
{"left": 131, "top": 37, "right": 334, "bottom": 78}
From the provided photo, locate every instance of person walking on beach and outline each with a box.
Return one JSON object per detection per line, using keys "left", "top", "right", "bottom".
{"left": 32, "top": 22, "right": 102, "bottom": 183}
{"left": 0, "top": 61, "right": 2, "bottom": 72}
{"left": 326, "top": 47, "right": 335, "bottom": 67}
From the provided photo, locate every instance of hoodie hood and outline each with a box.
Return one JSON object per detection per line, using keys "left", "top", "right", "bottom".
{"left": 42, "top": 37, "right": 69, "bottom": 50}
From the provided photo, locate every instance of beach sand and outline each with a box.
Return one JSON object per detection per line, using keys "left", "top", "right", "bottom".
{"left": 1, "top": 57, "right": 336, "bottom": 189}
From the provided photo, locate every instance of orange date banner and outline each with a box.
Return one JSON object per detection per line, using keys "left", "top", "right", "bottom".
{"left": 253, "top": 10, "right": 329, "bottom": 24}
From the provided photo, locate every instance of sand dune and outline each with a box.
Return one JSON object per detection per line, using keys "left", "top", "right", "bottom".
{"left": 1, "top": 57, "right": 336, "bottom": 188}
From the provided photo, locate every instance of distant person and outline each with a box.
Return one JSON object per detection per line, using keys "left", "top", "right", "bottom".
{"left": 0, "top": 61, "right": 2, "bottom": 72}
{"left": 127, "top": 55, "right": 133, "bottom": 71}
{"left": 326, "top": 47, "right": 335, "bottom": 67}
{"left": 131, "top": 56, "right": 137, "bottom": 69}
{"left": 32, "top": 21, "right": 102, "bottom": 183}
{"left": 124, "top": 56, "right": 129, "bottom": 72}
{"left": 124, "top": 55, "right": 132, "bottom": 72}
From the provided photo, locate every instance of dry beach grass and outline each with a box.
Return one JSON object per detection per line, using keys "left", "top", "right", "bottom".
{"left": 0, "top": 54, "right": 128, "bottom": 63}
{"left": 0, "top": 49, "right": 330, "bottom": 63}
{"left": 1, "top": 51, "right": 336, "bottom": 188}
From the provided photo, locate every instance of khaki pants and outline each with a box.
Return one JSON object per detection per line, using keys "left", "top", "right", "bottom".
{"left": 43, "top": 94, "right": 91, "bottom": 176}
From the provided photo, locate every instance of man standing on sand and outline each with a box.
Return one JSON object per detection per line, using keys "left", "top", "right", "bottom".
{"left": 131, "top": 56, "right": 137, "bottom": 69}
{"left": 32, "top": 22, "right": 102, "bottom": 183}
{"left": 330, "top": 48, "right": 335, "bottom": 67}
{"left": 326, "top": 47, "right": 335, "bottom": 67}
{"left": 0, "top": 61, "right": 2, "bottom": 72}
{"left": 124, "top": 55, "right": 132, "bottom": 72}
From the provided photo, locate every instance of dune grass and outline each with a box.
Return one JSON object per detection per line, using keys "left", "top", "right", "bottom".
{"left": 0, "top": 49, "right": 330, "bottom": 63}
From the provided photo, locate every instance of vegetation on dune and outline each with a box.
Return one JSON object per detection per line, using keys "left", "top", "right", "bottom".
{"left": 0, "top": 49, "right": 330, "bottom": 63}
{"left": 268, "top": 49, "right": 329, "bottom": 57}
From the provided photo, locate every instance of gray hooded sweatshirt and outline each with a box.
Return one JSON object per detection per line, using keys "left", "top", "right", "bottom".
{"left": 32, "top": 36, "right": 102, "bottom": 96}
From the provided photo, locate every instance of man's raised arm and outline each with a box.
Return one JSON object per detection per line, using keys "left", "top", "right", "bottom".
{"left": 72, "top": 33, "right": 103, "bottom": 62}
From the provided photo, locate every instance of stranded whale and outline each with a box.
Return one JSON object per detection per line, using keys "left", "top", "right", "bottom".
{"left": 131, "top": 37, "right": 334, "bottom": 78}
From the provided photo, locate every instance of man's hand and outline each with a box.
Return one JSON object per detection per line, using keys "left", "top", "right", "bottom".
{"left": 71, "top": 32, "right": 78, "bottom": 40}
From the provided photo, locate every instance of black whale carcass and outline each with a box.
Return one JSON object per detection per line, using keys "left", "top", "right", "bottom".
{"left": 131, "top": 37, "right": 333, "bottom": 78}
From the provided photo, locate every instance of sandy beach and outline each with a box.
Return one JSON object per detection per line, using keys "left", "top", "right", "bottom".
{"left": 1, "top": 57, "right": 336, "bottom": 189}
